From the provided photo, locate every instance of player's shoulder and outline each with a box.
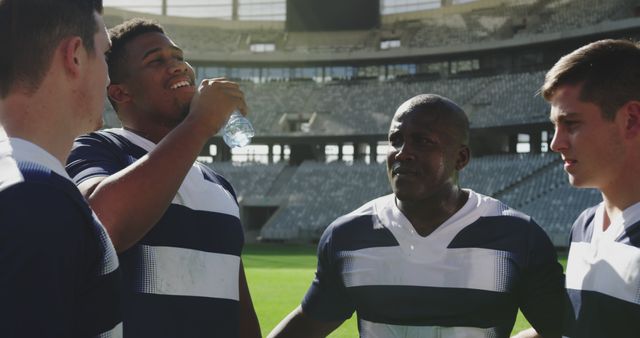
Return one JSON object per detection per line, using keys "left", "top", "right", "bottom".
{"left": 327, "top": 195, "right": 389, "bottom": 230}
{"left": 574, "top": 204, "right": 599, "bottom": 228}
{"left": 2, "top": 160, "right": 78, "bottom": 199}
{"left": 466, "top": 190, "right": 548, "bottom": 240}
{"left": 569, "top": 204, "right": 600, "bottom": 243}
{"left": 0, "top": 178, "right": 91, "bottom": 240}
{"left": 3, "top": 171, "right": 86, "bottom": 210}
{"left": 473, "top": 190, "right": 532, "bottom": 223}
{"left": 319, "top": 194, "right": 392, "bottom": 245}
{"left": 74, "top": 128, "right": 120, "bottom": 145}
{"left": 68, "top": 129, "right": 148, "bottom": 172}
{"left": 72, "top": 128, "right": 142, "bottom": 154}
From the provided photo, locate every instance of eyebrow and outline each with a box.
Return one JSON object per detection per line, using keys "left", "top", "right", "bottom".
{"left": 141, "top": 45, "right": 183, "bottom": 60}
{"left": 550, "top": 111, "right": 579, "bottom": 123}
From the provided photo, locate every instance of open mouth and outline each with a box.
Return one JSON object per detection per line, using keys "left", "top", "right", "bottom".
{"left": 169, "top": 80, "right": 192, "bottom": 90}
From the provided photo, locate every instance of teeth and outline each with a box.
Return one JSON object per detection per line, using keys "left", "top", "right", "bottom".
{"left": 170, "top": 80, "right": 190, "bottom": 90}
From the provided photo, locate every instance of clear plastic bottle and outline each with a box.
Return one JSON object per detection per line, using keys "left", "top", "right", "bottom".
{"left": 223, "top": 111, "right": 255, "bottom": 148}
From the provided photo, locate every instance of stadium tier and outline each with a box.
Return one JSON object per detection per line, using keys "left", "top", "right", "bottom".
{"left": 99, "top": 0, "right": 639, "bottom": 246}
{"left": 103, "top": 0, "right": 639, "bottom": 55}
{"left": 104, "top": 71, "right": 550, "bottom": 133}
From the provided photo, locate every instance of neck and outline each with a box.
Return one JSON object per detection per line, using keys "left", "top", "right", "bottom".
{"left": 121, "top": 125, "right": 167, "bottom": 144}
{"left": 120, "top": 111, "right": 173, "bottom": 144}
{"left": 0, "top": 90, "right": 75, "bottom": 165}
{"left": 396, "top": 187, "right": 469, "bottom": 237}
{"left": 599, "top": 156, "right": 640, "bottom": 230}
{"left": 601, "top": 191, "right": 640, "bottom": 231}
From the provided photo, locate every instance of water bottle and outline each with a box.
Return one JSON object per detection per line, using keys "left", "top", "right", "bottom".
{"left": 223, "top": 111, "right": 255, "bottom": 148}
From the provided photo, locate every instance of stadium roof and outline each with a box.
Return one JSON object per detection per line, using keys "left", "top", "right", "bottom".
{"left": 104, "top": 0, "right": 480, "bottom": 20}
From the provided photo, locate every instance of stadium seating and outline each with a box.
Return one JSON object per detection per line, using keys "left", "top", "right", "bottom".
{"left": 212, "top": 161, "right": 286, "bottom": 199}
{"left": 211, "top": 161, "right": 389, "bottom": 241}
{"left": 210, "top": 156, "right": 599, "bottom": 246}
{"left": 103, "top": 71, "right": 550, "bottom": 132}
{"left": 459, "top": 152, "right": 558, "bottom": 196}
{"left": 185, "top": 71, "right": 546, "bottom": 135}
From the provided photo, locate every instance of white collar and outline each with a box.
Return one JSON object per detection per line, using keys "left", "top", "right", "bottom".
{"left": 0, "top": 135, "right": 70, "bottom": 180}
{"left": 374, "top": 189, "right": 480, "bottom": 244}
{"left": 593, "top": 200, "right": 640, "bottom": 241}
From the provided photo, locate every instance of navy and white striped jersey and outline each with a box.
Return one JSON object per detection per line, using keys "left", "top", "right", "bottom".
{"left": 564, "top": 202, "right": 640, "bottom": 338}
{"left": 66, "top": 129, "right": 244, "bottom": 338}
{"left": 0, "top": 137, "right": 122, "bottom": 338}
{"left": 302, "top": 190, "right": 564, "bottom": 338}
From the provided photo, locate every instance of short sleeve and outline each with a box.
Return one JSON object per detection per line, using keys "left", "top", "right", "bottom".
{"left": 66, "top": 132, "right": 128, "bottom": 184}
{"left": 0, "top": 183, "right": 96, "bottom": 338}
{"left": 517, "top": 220, "right": 565, "bottom": 338}
{"left": 301, "top": 225, "right": 355, "bottom": 322}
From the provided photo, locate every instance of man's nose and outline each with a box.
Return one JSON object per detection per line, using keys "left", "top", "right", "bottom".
{"left": 550, "top": 127, "right": 567, "bottom": 153}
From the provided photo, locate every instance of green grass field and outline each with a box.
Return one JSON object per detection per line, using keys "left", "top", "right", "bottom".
{"left": 244, "top": 243, "right": 567, "bottom": 337}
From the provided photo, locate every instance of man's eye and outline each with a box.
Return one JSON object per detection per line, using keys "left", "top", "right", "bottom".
{"left": 564, "top": 120, "right": 579, "bottom": 129}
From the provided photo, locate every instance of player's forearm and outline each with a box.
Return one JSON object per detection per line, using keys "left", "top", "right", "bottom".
{"left": 267, "top": 307, "right": 309, "bottom": 338}
{"left": 86, "top": 119, "right": 212, "bottom": 252}
{"left": 267, "top": 306, "right": 341, "bottom": 338}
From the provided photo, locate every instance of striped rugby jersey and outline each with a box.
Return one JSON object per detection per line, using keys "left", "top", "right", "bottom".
{"left": 302, "top": 190, "right": 564, "bottom": 338}
{"left": 564, "top": 202, "right": 640, "bottom": 338}
{"left": 67, "top": 129, "right": 244, "bottom": 338}
{"left": 0, "top": 136, "right": 121, "bottom": 338}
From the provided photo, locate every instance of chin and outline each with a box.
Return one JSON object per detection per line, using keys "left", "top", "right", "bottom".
{"left": 567, "top": 174, "right": 597, "bottom": 189}
{"left": 79, "top": 117, "right": 103, "bottom": 135}
{"left": 392, "top": 189, "right": 420, "bottom": 203}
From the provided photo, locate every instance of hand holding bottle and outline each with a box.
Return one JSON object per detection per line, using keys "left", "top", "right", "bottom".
{"left": 223, "top": 110, "right": 255, "bottom": 148}
{"left": 188, "top": 78, "right": 247, "bottom": 138}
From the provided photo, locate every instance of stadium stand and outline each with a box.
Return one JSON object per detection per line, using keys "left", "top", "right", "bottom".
{"left": 459, "top": 153, "right": 558, "bottom": 197}
{"left": 107, "top": 0, "right": 638, "bottom": 55}
{"left": 225, "top": 71, "right": 546, "bottom": 134}
{"left": 533, "top": 0, "right": 639, "bottom": 34}
{"left": 213, "top": 162, "right": 286, "bottom": 199}
{"left": 266, "top": 161, "right": 390, "bottom": 239}
{"left": 214, "top": 157, "right": 601, "bottom": 246}
{"left": 102, "top": 71, "right": 548, "bottom": 132}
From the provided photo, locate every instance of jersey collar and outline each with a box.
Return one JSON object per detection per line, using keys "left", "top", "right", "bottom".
{"left": 0, "top": 135, "right": 71, "bottom": 180}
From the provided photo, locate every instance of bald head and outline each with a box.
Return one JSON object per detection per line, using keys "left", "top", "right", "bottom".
{"left": 393, "top": 94, "right": 470, "bottom": 145}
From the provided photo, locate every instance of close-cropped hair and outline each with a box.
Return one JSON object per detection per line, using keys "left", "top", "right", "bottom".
{"left": 405, "top": 93, "right": 470, "bottom": 145}
{"left": 0, "top": 0, "right": 103, "bottom": 98}
{"left": 541, "top": 39, "right": 640, "bottom": 120}
{"left": 107, "top": 18, "right": 165, "bottom": 85}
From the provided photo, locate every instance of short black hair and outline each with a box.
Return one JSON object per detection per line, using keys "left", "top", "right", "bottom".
{"left": 0, "top": 0, "right": 103, "bottom": 97}
{"left": 107, "top": 18, "right": 165, "bottom": 85}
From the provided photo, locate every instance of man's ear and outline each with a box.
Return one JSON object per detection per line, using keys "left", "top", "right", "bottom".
{"left": 60, "top": 36, "right": 84, "bottom": 77}
{"left": 108, "top": 83, "right": 131, "bottom": 105}
{"left": 622, "top": 101, "right": 640, "bottom": 139}
{"left": 455, "top": 145, "right": 470, "bottom": 171}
